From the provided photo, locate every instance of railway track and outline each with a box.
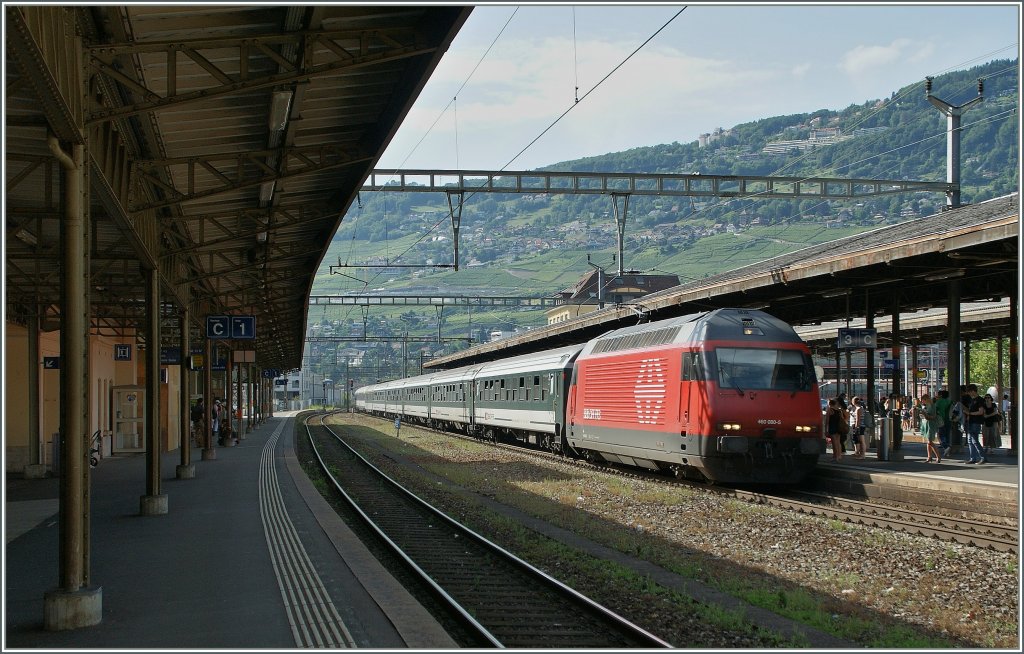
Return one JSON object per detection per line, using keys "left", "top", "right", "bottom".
{"left": 304, "top": 414, "right": 671, "bottom": 649}
{"left": 347, "top": 412, "right": 1018, "bottom": 554}
{"left": 770, "top": 490, "right": 1019, "bottom": 553}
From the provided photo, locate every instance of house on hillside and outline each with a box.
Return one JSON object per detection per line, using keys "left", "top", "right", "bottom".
{"left": 545, "top": 270, "right": 681, "bottom": 325}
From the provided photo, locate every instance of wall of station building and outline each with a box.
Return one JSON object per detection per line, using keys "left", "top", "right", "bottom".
{"left": 5, "top": 321, "right": 184, "bottom": 473}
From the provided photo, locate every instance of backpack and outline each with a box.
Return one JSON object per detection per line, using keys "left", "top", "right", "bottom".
{"left": 950, "top": 401, "right": 963, "bottom": 424}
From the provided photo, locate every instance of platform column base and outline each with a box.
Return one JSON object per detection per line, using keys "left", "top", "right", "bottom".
{"left": 23, "top": 463, "right": 48, "bottom": 479}
{"left": 175, "top": 463, "right": 196, "bottom": 479}
{"left": 201, "top": 447, "right": 217, "bottom": 460}
{"left": 140, "top": 494, "right": 168, "bottom": 516}
{"left": 43, "top": 586, "right": 102, "bottom": 630}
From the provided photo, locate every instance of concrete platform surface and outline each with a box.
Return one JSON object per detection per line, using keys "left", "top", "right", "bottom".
{"left": 4, "top": 413, "right": 456, "bottom": 649}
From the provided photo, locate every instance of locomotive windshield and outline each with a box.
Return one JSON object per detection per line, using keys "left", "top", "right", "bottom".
{"left": 714, "top": 347, "right": 815, "bottom": 392}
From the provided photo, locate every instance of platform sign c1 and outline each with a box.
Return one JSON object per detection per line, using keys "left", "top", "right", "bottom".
{"left": 230, "top": 316, "right": 256, "bottom": 339}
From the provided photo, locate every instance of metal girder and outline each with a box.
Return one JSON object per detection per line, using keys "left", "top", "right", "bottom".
{"left": 308, "top": 294, "right": 564, "bottom": 308}
{"left": 131, "top": 145, "right": 372, "bottom": 211}
{"left": 306, "top": 336, "right": 472, "bottom": 343}
{"left": 362, "top": 169, "right": 955, "bottom": 200}
{"left": 85, "top": 29, "right": 435, "bottom": 125}
{"left": 5, "top": 6, "right": 83, "bottom": 142}
{"left": 160, "top": 202, "right": 336, "bottom": 256}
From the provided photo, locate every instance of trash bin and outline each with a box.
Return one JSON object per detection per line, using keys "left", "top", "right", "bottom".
{"left": 878, "top": 414, "right": 891, "bottom": 461}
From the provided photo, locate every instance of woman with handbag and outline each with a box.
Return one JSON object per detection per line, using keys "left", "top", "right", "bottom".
{"left": 920, "top": 393, "right": 941, "bottom": 463}
{"left": 826, "top": 398, "right": 844, "bottom": 462}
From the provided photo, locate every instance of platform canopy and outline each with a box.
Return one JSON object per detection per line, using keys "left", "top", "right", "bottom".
{"left": 5, "top": 5, "right": 472, "bottom": 370}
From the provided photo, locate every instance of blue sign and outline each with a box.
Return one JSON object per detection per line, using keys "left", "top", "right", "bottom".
{"left": 231, "top": 316, "right": 256, "bottom": 339}
{"left": 114, "top": 344, "right": 132, "bottom": 361}
{"left": 274, "top": 379, "right": 287, "bottom": 386}
{"left": 42, "top": 356, "right": 60, "bottom": 369}
{"left": 211, "top": 357, "right": 227, "bottom": 372}
{"left": 206, "top": 315, "right": 230, "bottom": 339}
{"left": 882, "top": 358, "right": 899, "bottom": 371}
{"left": 837, "top": 327, "right": 877, "bottom": 349}
{"left": 160, "top": 347, "right": 181, "bottom": 365}
{"left": 262, "top": 368, "right": 280, "bottom": 378}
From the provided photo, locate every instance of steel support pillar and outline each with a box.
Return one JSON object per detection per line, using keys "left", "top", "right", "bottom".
{"left": 1010, "top": 295, "right": 1018, "bottom": 454}
{"left": 447, "top": 191, "right": 463, "bottom": 271}
{"left": 890, "top": 291, "right": 901, "bottom": 398}
{"left": 140, "top": 267, "right": 167, "bottom": 515}
{"left": 202, "top": 339, "right": 216, "bottom": 460}
{"left": 611, "top": 192, "right": 629, "bottom": 277}
{"left": 947, "top": 279, "right": 962, "bottom": 453}
{"left": 25, "top": 313, "right": 46, "bottom": 478}
{"left": 865, "top": 293, "right": 875, "bottom": 413}
{"left": 176, "top": 308, "right": 195, "bottom": 479}
{"left": 926, "top": 77, "right": 983, "bottom": 210}
{"left": 44, "top": 137, "right": 102, "bottom": 630}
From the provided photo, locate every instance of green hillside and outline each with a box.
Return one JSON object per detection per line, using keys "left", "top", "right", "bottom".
{"left": 308, "top": 58, "right": 1018, "bottom": 368}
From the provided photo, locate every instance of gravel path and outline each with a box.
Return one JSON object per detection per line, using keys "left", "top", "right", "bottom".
{"left": 323, "top": 415, "right": 1019, "bottom": 648}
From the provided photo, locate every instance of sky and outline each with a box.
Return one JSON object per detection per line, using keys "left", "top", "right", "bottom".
{"left": 377, "top": 2, "right": 1021, "bottom": 173}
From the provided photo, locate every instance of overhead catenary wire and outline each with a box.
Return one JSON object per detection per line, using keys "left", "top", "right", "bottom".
{"left": 348, "top": 6, "right": 688, "bottom": 299}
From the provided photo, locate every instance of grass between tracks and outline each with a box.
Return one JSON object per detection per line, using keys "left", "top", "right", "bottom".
{"left": 318, "top": 414, "right": 971, "bottom": 648}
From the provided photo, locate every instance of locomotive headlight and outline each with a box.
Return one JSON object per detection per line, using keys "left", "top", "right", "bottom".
{"left": 717, "top": 422, "right": 742, "bottom": 431}
{"left": 795, "top": 425, "right": 817, "bottom": 433}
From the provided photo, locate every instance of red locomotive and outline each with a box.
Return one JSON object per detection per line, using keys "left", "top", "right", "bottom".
{"left": 565, "top": 308, "right": 822, "bottom": 483}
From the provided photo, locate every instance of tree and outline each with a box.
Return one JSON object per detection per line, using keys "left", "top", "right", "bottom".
{"left": 968, "top": 339, "right": 1011, "bottom": 395}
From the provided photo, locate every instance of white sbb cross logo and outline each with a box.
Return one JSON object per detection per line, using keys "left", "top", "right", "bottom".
{"left": 635, "top": 358, "right": 666, "bottom": 424}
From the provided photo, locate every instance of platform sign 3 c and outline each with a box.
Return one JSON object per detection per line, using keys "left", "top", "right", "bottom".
{"left": 837, "top": 327, "right": 877, "bottom": 349}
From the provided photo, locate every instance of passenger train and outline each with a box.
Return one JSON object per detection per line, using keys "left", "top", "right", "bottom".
{"left": 355, "top": 308, "right": 824, "bottom": 484}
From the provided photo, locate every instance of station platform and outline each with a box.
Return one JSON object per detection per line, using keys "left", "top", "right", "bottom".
{"left": 3, "top": 413, "right": 456, "bottom": 649}
{"left": 812, "top": 436, "right": 1019, "bottom": 516}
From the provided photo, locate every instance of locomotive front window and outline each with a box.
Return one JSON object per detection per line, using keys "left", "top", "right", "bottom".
{"left": 714, "top": 348, "right": 814, "bottom": 391}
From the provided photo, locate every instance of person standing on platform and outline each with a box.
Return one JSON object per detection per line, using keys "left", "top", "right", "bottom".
{"left": 901, "top": 398, "right": 913, "bottom": 432}
{"left": 920, "top": 393, "right": 941, "bottom": 463}
{"left": 826, "top": 398, "right": 844, "bottom": 462}
{"left": 835, "top": 393, "right": 850, "bottom": 452}
{"left": 948, "top": 387, "right": 968, "bottom": 455}
{"left": 982, "top": 394, "right": 1002, "bottom": 455}
{"left": 849, "top": 396, "right": 866, "bottom": 459}
{"left": 212, "top": 399, "right": 222, "bottom": 444}
{"left": 934, "top": 389, "right": 951, "bottom": 455}
{"left": 963, "top": 384, "right": 986, "bottom": 464}
{"left": 1001, "top": 393, "right": 1011, "bottom": 436}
